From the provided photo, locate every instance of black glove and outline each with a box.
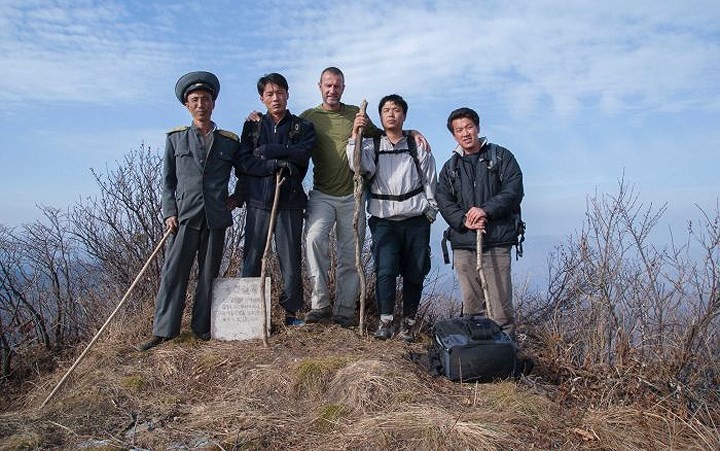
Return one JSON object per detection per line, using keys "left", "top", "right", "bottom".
{"left": 424, "top": 206, "right": 438, "bottom": 223}
{"left": 276, "top": 160, "right": 293, "bottom": 176}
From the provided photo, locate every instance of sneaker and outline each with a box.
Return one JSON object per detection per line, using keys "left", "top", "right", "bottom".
{"left": 136, "top": 336, "right": 171, "bottom": 351}
{"left": 331, "top": 314, "right": 354, "bottom": 328}
{"left": 285, "top": 314, "right": 305, "bottom": 327}
{"left": 398, "top": 318, "right": 416, "bottom": 343}
{"left": 304, "top": 306, "right": 331, "bottom": 323}
{"left": 374, "top": 319, "right": 394, "bottom": 340}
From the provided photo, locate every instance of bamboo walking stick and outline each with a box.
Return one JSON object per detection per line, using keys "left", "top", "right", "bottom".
{"left": 41, "top": 228, "right": 173, "bottom": 408}
{"left": 259, "top": 171, "right": 286, "bottom": 347}
{"left": 476, "top": 229, "right": 494, "bottom": 320}
{"left": 353, "top": 100, "right": 368, "bottom": 334}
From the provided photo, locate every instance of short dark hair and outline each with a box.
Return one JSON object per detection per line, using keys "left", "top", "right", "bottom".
{"left": 257, "top": 73, "right": 289, "bottom": 95}
{"left": 378, "top": 94, "right": 408, "bottom": 117}
{"left": 320, "top": 66, "right": 344, "bottom": 81}
{"left": 446, "top": 107, "right": 480, "bottom": 132}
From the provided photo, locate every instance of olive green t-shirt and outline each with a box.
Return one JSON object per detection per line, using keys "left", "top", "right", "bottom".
{"left": 300, "top": 103, "right": 380, "bottom": 197}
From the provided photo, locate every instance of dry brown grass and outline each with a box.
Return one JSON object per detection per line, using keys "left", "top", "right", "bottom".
{"left": 573, "top": 405, "right": 720, "bottom": 450}
{"left": 0, "top": 306, "right": 718, "bottom": 450}
{"left": 326, "top": 359, "right": 431, "bottom": 413}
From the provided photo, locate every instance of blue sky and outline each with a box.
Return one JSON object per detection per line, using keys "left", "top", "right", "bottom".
{"left": 1, "top": 0, "right": 719, "bottom": 288}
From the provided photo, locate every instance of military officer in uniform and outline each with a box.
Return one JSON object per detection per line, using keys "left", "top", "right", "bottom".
{"left": 138, "top": 71, "right": 244, "bottom": 351}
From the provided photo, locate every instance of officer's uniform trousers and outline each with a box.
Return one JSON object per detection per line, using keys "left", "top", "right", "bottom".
{"left": 152, "top": 221, "right": 225, "bottom": 338}
{"left": 152, "top": 123, "right": 241, "bottom": 338}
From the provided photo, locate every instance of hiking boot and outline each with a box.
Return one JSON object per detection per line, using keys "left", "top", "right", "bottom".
{"left": 331, "top": 314, "right": 354, "bottom": 328}
{"left": 136, "top": 336, "right": 171, "bottom": 351}
{"left": 374, "top": 319, "right": 394, "bottom": 340}
{"left": 304, "top": 306, "right": 331, "bottom": 323}
{"left": 285, "top": 314, "right": 305, "bottom": 327}
{"left": 398, "top": 318, "right": 416, "bottom": 343}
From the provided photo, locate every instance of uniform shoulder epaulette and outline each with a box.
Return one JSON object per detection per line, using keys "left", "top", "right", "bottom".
{"left": 218, "top": 129, "right": 240, "bottom": 142}
{"left": 167, "top": 125, "right": 189, "bottom": 135}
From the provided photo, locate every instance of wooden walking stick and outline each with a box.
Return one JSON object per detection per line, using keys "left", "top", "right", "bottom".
{"left": 476, "top": 229, "right": 494, "bottom": 320}
{"left": 41, "top": 228, "right": 173, "bottom": 408}
{"left": 259, "top": 171, "right": 286, "bottom": 347}
{"left": 352, "top": 100, "right": 368, "bottom": 334}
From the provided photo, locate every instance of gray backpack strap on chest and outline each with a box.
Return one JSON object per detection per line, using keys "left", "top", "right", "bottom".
{"left": 369, "top": 133, "right": 424, "bottom": 201}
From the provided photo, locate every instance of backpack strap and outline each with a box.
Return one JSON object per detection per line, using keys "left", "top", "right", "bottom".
{"left": 287, "top": 114, "right": 302, "bottom": 144}
{"left": 486, "top": 143, "right": 498, "bottom": 171}
{"left": 404, "top": 132, "right": 424, "bottom": 181}
{"left": 483, "top": 142, "right": 525, "bottom": 259}
{"left": 372, "top": 132, "right": 422, "bottom": 178}
{"left": 372, "top": 135, "right": 381, "bottom": 168}
{"left": 371, "top": 187, "right": 424, "bottom": 201}
{"left": 441, "top": 227, "right": 452, "bottom": 265}
{"left": 483, "top": 142, "right": 501, "bottom": 182}
{"left": 369, "top": 132, "right": 424, "bottom": 202}
{"left": 249, "top": 113, "right": 303, "bottom": 149}
{"left": 249, "top": 114, "right": 263, "bottom": 149}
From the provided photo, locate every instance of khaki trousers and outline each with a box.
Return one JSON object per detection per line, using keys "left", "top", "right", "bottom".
{"left": 304, "top": 190, "right": 364, "bottom": 317}
{"left": 453, "top": 246, "right": 514, "bottom": 335}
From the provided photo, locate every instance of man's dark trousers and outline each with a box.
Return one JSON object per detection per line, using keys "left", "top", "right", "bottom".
{"left": 152, "top": 222, "right": 225, "bottom": 338}
{"left": 242, "top": 206, "right": 304, "bottom": 314}
{"left": 369, "top": 215, "right": 431, "bottom": 318}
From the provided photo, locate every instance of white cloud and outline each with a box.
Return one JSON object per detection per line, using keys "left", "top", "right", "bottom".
{"left": 2, "top": 0, "right": 718, "bottom": 118}
{"left": 277, "top": 0, "right": 720, "bottom": 117}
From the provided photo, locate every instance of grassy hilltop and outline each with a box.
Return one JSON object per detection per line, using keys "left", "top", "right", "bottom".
{"left": 1, "top": 306, "right": 718, "bottom": 450}
{"left": 1, "top": 148, "right": 718, "bottom": 449}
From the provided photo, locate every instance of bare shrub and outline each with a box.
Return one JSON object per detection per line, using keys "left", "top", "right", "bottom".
{"left": 69, "top": 144, "right": 166, "bottom": 311}
{"left": 0, "top": 144, "right": 248, "bottom": 386}
{"left": 0, "top": 207, "right": 93, "bottom": 384}
{"left": 520, "top": 177, "right": 719, "bottom": 415}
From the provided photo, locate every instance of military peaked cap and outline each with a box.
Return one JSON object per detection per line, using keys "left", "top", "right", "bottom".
{"left": 175, "top": 71, "right": 220, "bottom": 103}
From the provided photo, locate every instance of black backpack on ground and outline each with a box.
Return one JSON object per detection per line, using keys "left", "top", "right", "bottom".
{"left": 428, "top": 316, "right": 518, "bottom": 382}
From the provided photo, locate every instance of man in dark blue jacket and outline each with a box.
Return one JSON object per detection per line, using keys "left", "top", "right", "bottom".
{"left": 138, "top": 71, "right": 244, "bottom": 351}
{"left": 239, "top": 73, "right": 315, "bottom": 326}
{"left": 436, "top": 107, "right": 524, "bottom": 335}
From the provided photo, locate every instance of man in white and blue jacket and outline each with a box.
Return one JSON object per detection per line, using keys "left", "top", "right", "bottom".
{"left": 347, "top": 94, "right": 437, "bottom": 342}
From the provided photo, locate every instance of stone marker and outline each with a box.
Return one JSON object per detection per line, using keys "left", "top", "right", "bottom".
{"left": 211, "top": 277, "right": 271, "bottom": 341}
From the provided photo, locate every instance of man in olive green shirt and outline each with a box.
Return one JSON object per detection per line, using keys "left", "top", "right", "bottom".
{"left": 301, "top": 67, "right": 381, "bottom": 327}
{"left": 302, "top": 67, "right": 429, "bottom": 327}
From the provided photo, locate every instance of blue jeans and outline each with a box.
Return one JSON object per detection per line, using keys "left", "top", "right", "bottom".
{"left": 368, "top": 215, "right": 431, "bottom": 318}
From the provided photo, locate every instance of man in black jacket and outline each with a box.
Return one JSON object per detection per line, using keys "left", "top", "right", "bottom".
{"left": 238, "top": 73, "right": 315, "bottom": 326}
{"left": 436, "top": 107, "right": 523, "bottom": 335}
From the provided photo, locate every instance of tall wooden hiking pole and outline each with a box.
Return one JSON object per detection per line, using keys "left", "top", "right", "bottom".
{"left": 476, "top": 230, "right": 494, "bottom": 320}
{"left": 259, "top": 171, "right": 286, "bottom": 347}
{"left": 353, "top": 100, "right": 368, "bottom": 334}
{"left": 41, "top": 228, "right": 173, "bottom": 408}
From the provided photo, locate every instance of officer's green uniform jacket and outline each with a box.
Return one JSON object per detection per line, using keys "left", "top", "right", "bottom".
{"left": 163, "top": 122, "right": 243, "bottom": 229}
